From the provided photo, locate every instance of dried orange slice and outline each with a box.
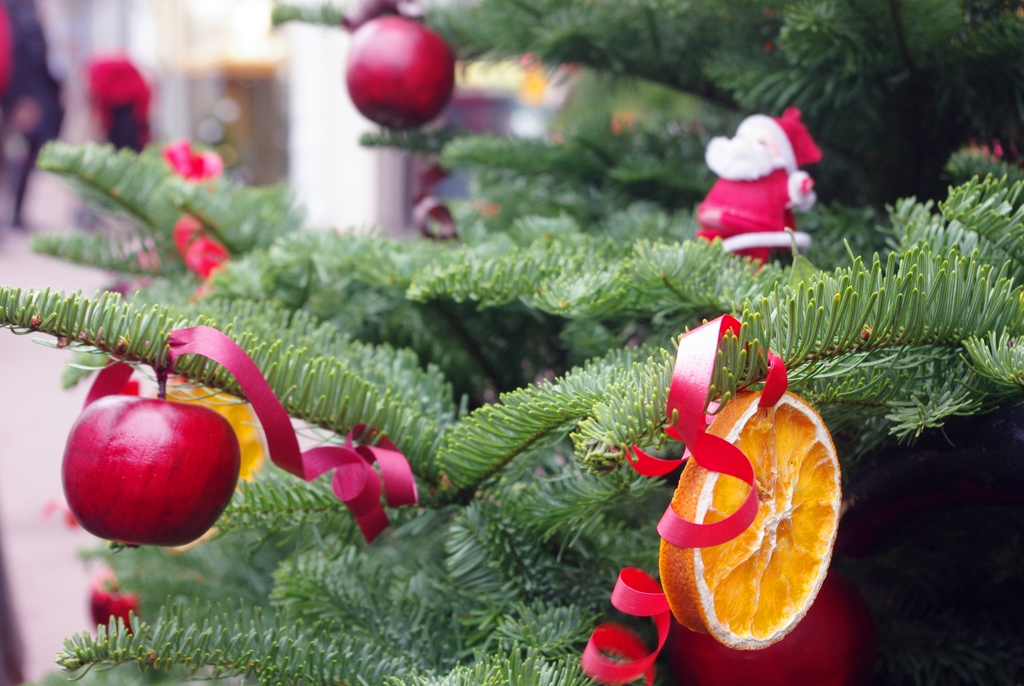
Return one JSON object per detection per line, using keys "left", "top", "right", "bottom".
{"left": 659, "top": 390, "right": 841, "bottom": 649}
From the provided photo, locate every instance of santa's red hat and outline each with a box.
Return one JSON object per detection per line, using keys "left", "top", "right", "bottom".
{"left": 735, "top": 107, "right": 822, "bottom": 172}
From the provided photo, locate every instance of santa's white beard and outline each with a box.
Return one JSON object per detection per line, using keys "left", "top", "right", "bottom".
{"left": 705, "top": 136, "right": 781, "bottom": 181}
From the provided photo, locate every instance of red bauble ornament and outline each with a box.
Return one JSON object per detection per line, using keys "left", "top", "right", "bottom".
{"left": 173, "top": 215, "right": 203, "bottom": 256}
{"left": 346, "top": 16, "right": 455, "bottom": 129}
{"left": 62, "top": 396, "right": 241, "bottom": 546}
{"left": 184, "top": 236, "right": 230, "bottom": 279}
{"left": 90, "top": 570, "right": 139, "bottom": 630}
{"left": 666, "top": 572, "right": 876, "bottom": 686}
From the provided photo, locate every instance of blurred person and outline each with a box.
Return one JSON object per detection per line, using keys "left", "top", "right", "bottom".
{"left": 0, "top": 528, "right": 22, "bottom": 686}
{"left": 87, "top": 56, "right": 151, "bottom": 152}
{"left": 0, "top": 0, "right": 63, "bottom": 230}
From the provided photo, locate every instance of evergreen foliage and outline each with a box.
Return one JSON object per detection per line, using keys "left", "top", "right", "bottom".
{"left": 439, "top": 116, "right": 716, "bottom": 216}
{"left": 10, "top": 1, "right": 1024, "bottom": 683}
{"left": 945, "top": 147, "right": 1024, "bottom": 187}
{"left": 9, "top": 132, "right": 1024, "bottom": 682}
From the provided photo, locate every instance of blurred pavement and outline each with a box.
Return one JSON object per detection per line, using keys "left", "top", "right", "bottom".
{"left": 0, "top": 170, "right": 106, "bottom": 682}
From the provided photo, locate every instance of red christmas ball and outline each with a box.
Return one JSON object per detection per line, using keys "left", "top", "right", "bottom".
{"left": 173, "top": 215, "right": 203, "bottom": 256}
{"left": 62, "top": 396, "right": 241, "bottom": 546}
{"left": 346, "top": 16, "right": 455, "bottom": 129}
{"left": 90, "top": 570, "right": 139, "bottom": 630}
{"left": 184, "top": 236, "right": 230, "bottom": 279}
{"left": 667, "top": 572, "right": 876, "bottom": 686}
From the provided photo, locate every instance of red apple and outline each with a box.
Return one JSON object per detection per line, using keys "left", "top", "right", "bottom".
{"left": 90, "top": 569, "right": 139, "bottom": 630}
{"left": 346, "top": 16, "right": 455, "bottom": 129}
{"left": 666, "top": 572, "right": 876, "bottom": 686}
{"left": 62, "top": 396, "right": 241, "bottom": 546}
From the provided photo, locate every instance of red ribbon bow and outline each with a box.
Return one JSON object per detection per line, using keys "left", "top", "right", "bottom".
{"left": 85, "top": 326, "right": 418, "bottom": 543}
{"left": 581, "top": 316, "right": 788, "bottom": 684}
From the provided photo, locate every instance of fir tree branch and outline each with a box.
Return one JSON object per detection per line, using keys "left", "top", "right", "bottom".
{"left": 31, "top": 231, "right": 181, "bottom": 276}
{"left": 37, "top": 143, "right": 180, "bottom": 252}
{"left": 409, "top": 234, "right": 777, "bottom": 323}
{"left": 57, "top": 603, "right": 415, "bottom": 684}
{"left": 945, "top": 149, "right": 1024, "bottom": 187}
{"left": 0, "top": 287, "right": 453, "bottom": 487}
{"left": 964, "top": 331, "right": 1024, "bottom": 390}
{"left": 272, "top": 548, "right": 468, "bottom": 673}
{"left": 217, "top": 471, "right": 355, "bottom": 536}
{"left": 893, "top": 176, "right": 1024, "bottom": 281}
{"left": 886, "top": 0, "right": 915, "bottom": 72}
{"left": 572, "top": 246, "right": 1024, "bottom": 470}
{"left": 271, "top": 3, "right": 343, "bottom": 26}
{"left": 361, "top": 129, "right": 458, "bottom": 155}
{"left": 434, "top": 346, "right": 644, "bottom": 492}
{"left": 388, "top": 650, "right": 589, "bottom": 686}
{"left": 172, "top": 179, "right": 303, "bottom": 254}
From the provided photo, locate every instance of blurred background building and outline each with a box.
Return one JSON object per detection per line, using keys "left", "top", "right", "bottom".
{"left": 22, "top": 0, "right": 549, "bottom": 233}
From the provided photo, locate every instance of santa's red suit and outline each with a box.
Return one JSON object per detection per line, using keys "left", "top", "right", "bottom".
{"left": 697, "top": 107, "right": 822, "bottom": 262}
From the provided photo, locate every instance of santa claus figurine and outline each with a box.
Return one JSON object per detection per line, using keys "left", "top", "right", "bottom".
{"left": 697, "top": 107, "right": 822, "bottom": 262}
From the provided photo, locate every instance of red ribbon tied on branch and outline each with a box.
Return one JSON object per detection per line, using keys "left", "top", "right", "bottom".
{"left": 581, "top": 315, "right": 788, "bottom": 684}
{"left": 86, "top": 326, "right": 418, "bottom": 543}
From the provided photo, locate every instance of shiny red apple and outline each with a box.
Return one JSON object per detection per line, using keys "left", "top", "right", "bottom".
{"left": 346, "top": 15, "right": 455, "bottom": 129}
{"left": 62, "top": 396, "right": 241, "bottom": 546}
{"left": 667, "top": 572, "right": 876, "bottom": 686}
{"left": 90, "top": 569, "right": 139, "bottom": 630}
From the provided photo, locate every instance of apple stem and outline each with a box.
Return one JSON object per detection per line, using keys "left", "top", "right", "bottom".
{"left": 157, "top": 370, "right": 168, "bottom": 400}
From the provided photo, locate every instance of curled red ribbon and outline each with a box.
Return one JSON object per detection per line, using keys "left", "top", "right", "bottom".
{"left": 628, "top": 317, "right": 788, "bottom": 548}
{"left": 580, "top": 569, "right": 670, "bottom": 686}
{"left": 85, "top": 326, "right": 418, "bottom": 543}
{"left": 583, "top": 317, "right": 789, "bottom": 684}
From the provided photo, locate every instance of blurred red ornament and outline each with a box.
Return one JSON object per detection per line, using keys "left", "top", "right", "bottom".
{"left": 183, "top": 237, "right": 230, "bottom": 279}
{"left": 87, "top": 56, "right": 152, "bottom": 150}
{"left": 0, "top": 3, "right": 12, "bottom": 96}
{"left": 173, "top": 215, "right": 203, "bottom": 255}
{"left": 666, "top": 572, "right": 876, "bottom": 686}
{"left": 174, "top": 214, "right": 229, "bottom": 279}
{"left": 346, "top": 16, "right": 455, "bottom": 129}
{"left": 90, "top": 569, "right": 139, "bottom": 631}
{"left": 41, "top": 499, "right": 79, "bottom": 529}
{"left": 163, "top": 140, "right": 224, "bottom": 181}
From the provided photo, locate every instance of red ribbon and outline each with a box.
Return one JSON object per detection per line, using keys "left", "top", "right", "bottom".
{"left": 83, "top": 362, "right": 135, "bottom": 409}
{"left": 84, "top": 326, "right": 418, "bottom": 543}
{"left": 583, "top": 317, "right": 788, "bottom": 684}
{"left": 580, "top": 569, "right": 670, "bottom": 686}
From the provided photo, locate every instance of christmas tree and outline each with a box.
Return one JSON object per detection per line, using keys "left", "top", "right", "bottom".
{"left": 5, "top": 1, "right": 1024, "bottom": 684}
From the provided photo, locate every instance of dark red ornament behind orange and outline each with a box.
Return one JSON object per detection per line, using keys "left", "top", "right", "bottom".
{"left": 346, "top": 15, "right": 455, "bottom": 129}
{"left": 62, "top": 396, "right": 240, "bottom": 546}
{"left": 667, "top": 572, "right": 876, "bottom": 686}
